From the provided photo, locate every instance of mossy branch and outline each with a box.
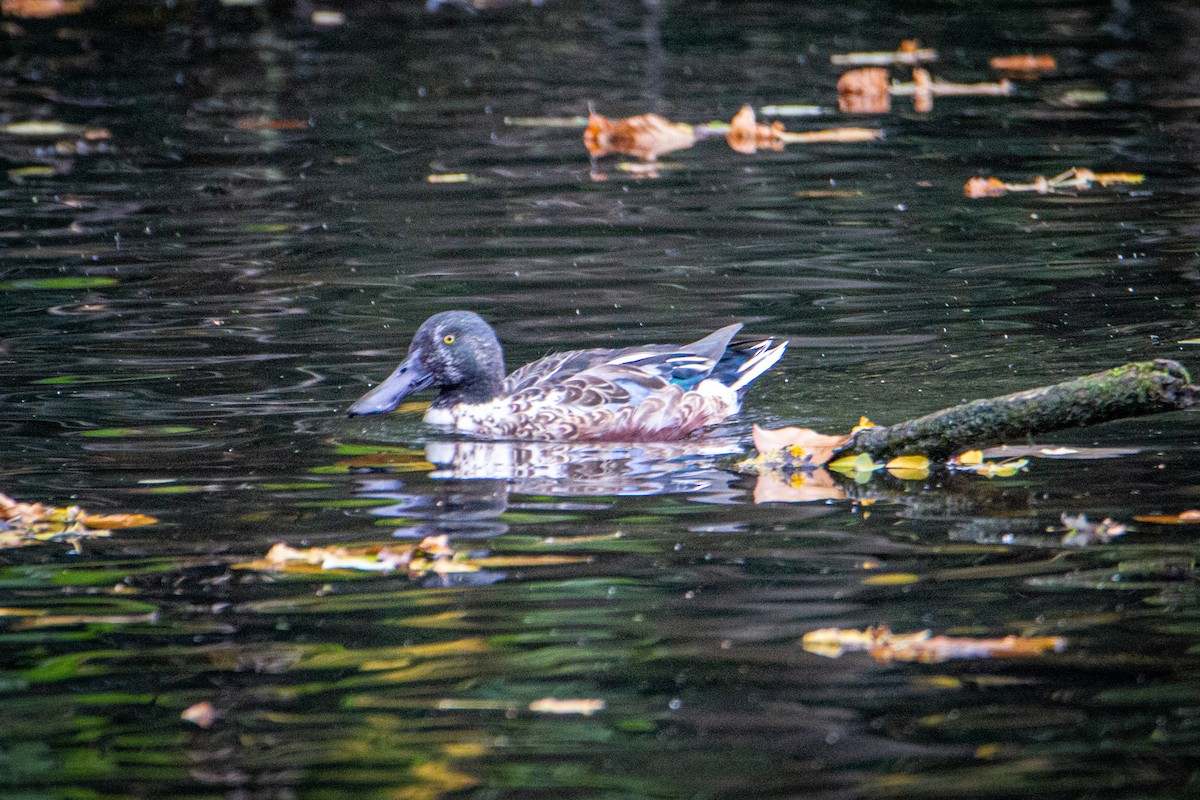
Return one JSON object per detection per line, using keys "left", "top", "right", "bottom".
{"left": 836, "top": 359, "right": 1198, "bottom": 461}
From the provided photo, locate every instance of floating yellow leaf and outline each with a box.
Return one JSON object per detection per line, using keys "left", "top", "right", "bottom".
{"left": 955, "top": 450, "right": 984, "bottom": 466}
{"left": 885, "top": 455, "right": 928, "bottom": 470}
{"left": 802, "top": 626, "right": 886, "bottom": 658}
{"left": 4, "top": 120, "right": 83, "bottom": 136}
{"left": 886, "top": 454, "right": 930, "bottom": 480}
{"left": 8, "top": 165, "right": 57, "bottom": 181}
{"left": 80, "top": 513, "right": 158, "bottom": 529}
{"left": 411, "top": 758, "right": 479, "bottom": 796}
{"left": 1090, "top": 171, "right": 1144, "bottom": 186}
{"left": 851, "top": 416, "right": 876, "bottom": 434}
{"left": 862, "top": 572, "right": 920, "bottom": 586}
{"left": 827, "top": 452, "right": 883, "bottom": 475}
{"left": 972, "top": 458, "right": 1029, "bottom": 478}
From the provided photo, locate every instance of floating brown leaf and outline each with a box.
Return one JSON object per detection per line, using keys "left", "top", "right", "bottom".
{"left": 839, "top": 67, "right": 1013, "bottom": 114}
{"left": 583, "top": 110, "right": 696, "bottom": 161}
{"left": 964, "top": 167, "right": 1143, "bottom": 198}
{"left": 1133, "top": 509, "right": 1200, "bottom": 525}
{"left": 1, "top": 0, "right": 91, "bottom": 17}
{"left": 838, "top": 67, "right": 893, "bottom": 114}
{"left": 0, "top": 491, "right": 157, "bottom": 548}
{"left": 238, "top": 536, "right": 586, "bottom": 577}
{"left": 963, "top": 176, "right": 1009, "bottom": 198}
{"left": 803, "top": 625, "right": 1065, "bottom": 663}
{"left": 989, "top": 54, "right": 1057, "bottom": 77}
{"left": 235, "top": 118, "right": 311, "bottom": 131}
{"left": 726, "top": 104, "right": 787, "bottom": 154}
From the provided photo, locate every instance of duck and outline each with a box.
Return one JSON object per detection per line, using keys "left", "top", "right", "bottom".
{"left": 348, "top": 311, "right": 787, "bottom": 442}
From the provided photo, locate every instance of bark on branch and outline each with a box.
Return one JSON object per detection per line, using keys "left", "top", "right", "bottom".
{"left": 836, "top": 359, "right": 1197, "bottom": 461}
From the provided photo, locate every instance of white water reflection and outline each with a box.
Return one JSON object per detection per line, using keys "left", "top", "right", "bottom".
{"left": 422, "top": 437, "right": 745, "bottom": 498}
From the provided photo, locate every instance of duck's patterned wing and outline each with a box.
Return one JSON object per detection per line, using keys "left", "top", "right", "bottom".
{"left": 457, "top": 364, "right": 736, "bottom": 442}
{"left": 503, "top": 324, "right": 743, "bottom": 395}
{"left": 502, "top": 349, "right": 606, "bottom": 394}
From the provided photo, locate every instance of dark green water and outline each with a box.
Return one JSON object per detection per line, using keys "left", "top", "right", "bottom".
{"left": 1, "top": 1, "right": 1199, "bottom": 797}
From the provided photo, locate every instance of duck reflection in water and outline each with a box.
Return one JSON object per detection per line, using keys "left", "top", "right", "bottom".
{"left": 349, "top": 437, "right": 747, "bottom": 544}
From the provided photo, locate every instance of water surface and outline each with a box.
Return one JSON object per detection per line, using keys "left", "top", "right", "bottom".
{"left": 1, "top": 1, "right": 1198, "bottom": 798}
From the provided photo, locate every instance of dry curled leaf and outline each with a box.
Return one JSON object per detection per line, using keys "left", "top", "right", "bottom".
{"left": 583, "top": 110, "right": 696, "bottom": 162}
{"left": 750, "top": 424, "right": 848, "bottom": 467}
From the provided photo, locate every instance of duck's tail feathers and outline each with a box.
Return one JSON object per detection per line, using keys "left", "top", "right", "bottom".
{"left": 727, "top": 338, "right": 787, "bottom": 396}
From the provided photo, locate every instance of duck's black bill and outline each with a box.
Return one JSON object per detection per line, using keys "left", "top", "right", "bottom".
{"left": 347, "top": 353, "right": 434, "bottom": 415}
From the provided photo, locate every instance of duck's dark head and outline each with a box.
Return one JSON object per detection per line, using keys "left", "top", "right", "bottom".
{"left": 348, "top": 310, "right": 506, "bottom": 415}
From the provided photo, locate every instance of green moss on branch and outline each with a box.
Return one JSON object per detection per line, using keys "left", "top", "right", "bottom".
{"left": 839, "top": 359, "right": 1197, "bottom": 461}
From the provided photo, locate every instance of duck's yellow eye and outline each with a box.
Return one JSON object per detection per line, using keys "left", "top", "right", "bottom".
{"left": 442, "top": 334, "right": 456, "bottom": 345}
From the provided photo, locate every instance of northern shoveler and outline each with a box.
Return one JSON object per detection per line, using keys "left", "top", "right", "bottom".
{"left": 348, "top": 311, "right": 787, "bottom": 442}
